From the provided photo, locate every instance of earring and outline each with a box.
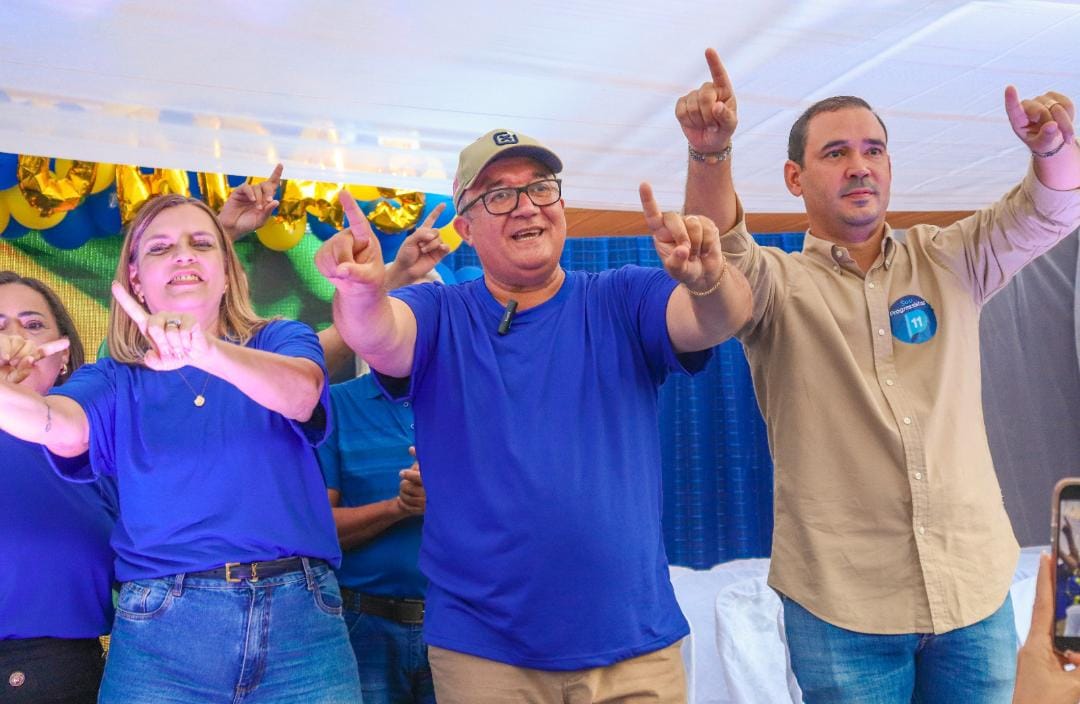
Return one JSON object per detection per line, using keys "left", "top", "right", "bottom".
{"left": 61, "top": 363, "right": 69, "bottom": 375}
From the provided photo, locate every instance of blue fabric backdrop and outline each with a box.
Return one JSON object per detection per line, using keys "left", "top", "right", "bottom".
{"left": 444, "top": 233, "right": 805, "bottom": 568}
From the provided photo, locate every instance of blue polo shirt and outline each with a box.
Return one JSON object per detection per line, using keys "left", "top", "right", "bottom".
{"left": 318, "top": 373, "right": 425, "bottom": 599}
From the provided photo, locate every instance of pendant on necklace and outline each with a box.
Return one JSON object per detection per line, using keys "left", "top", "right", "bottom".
{"left": 194, "top": 395, "right": 206, "bottom": 408}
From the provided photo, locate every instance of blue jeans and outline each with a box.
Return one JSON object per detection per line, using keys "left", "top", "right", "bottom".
{"left": 100, "top": 558, "right": 362, "bottom": 703}
{"left": 782, "top": 594, "right": 1016, "bottom": 704}
{"left": 344, "top": 610, "right": 435, "bottom": 704}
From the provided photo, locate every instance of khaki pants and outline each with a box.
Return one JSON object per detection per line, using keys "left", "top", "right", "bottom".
{"left": 428, "top": 640, "right": 687, "bottom": 704}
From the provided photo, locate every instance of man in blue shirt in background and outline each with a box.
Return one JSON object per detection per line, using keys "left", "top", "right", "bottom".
{"left": 318, "top": 368, "right": 432, "bottom": 704}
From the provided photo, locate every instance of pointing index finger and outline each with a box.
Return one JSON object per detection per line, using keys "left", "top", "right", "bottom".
{"left": 111, "top": 281, "right": 149, "bottom": 332}
{"left": 422, "top": 202, "right": 447, "bottom": 229}
{"left": 339, "top": 190, "right": 374, "bottom": 243}
{"left": 1003, "top": 85, "right": 1028, "bottom": 131}
{"left": 267, "top": 163, "right": 283, "bottom": 188}
{"left": 37, "top": 337, "right": 71, "bottom": 359}
{"left": 705, "top": 48, "right": 731, "bottom": 90}
{"left": 638, "top": 182, "right": 664, "bottom": 230}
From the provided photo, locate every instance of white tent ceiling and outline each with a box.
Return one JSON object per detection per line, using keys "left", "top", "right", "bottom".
{"left": 0, "top": 0, "right": 1078, "bottom": 216}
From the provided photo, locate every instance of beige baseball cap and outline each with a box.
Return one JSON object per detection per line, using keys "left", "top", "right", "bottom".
{"left": 453, "top": 129, "right": 563, "bottom": 209}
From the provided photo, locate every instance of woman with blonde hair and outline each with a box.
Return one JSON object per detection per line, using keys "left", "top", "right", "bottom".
{"left": 0, "top": 194, "right": 361, "bottom": 703}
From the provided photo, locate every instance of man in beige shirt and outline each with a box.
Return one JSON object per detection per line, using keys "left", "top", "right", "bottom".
{"left": 678, "top": 49, "right": 1080, "bottom": 703}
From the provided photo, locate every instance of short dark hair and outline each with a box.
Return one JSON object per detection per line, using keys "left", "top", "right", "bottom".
{"left": 0, "top": 271, "right": 85, "bottom": 384}
{"left": 787, "top": 96, "right": 888, "bottom": 166}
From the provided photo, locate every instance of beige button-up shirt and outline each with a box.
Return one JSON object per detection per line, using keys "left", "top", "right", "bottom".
{"left": 723, "top": 167, "right": 1080, "bottom": 634}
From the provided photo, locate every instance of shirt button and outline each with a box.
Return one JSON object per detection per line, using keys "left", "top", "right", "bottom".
{"left": 410, "top": 423, "right": 415, "bottom": 429}
{"left": 403, "top": 402, "right": 410, "bottom": 407}
{"left": 885, "top": 379, "right": 895, "bottom": 386}
{"left": 914, "top": 472, "right": 923, "bottom": 480}
{"left": 918, "top": 526, "right": 926, "bottom": 535}
{"left": 833, "top": 265, "right": 840, "bottom": 272}
{"left": 903, "top": 417, "right": 912, "bottom": 425}
{"left": 8, "top": 671, "right": 25, "bottom": 687}
{"left": 878, "top": 328, "right": 886, "bottom": 336}
{"left": 868, "top": 282, "right": 876, "bottom": 289}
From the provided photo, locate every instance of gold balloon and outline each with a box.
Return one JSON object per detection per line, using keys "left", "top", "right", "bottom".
{"left": 91, "top": 163, "right": 116, "bottom": 194}
{"left": 56, "top": 159, "right": 115, "bottom": 194}
{"left": 2, "top": 185, "right": 67, "bottom": 229}
{"left": 344, "top": 185, "right": 382, "bottom": 201}
{"left": 437, "top": 221, "right": 463, "bottom": 253}
{"left": 256, "top": 216, "right": 306, "bottom": 251}
{"left": 197, "top": 172, "right": 233, "bottom": 212}
{"left": 278, "top": 179, "right": 343, "bottom": 230}
{"left": 366, "top": 188, "right": 425, "bottom": 234}
{"left": 17, "top": 155, "right": 97, "bottom": 216}
{"left": 115, "top": 166, "right": 192, "bottom": 222}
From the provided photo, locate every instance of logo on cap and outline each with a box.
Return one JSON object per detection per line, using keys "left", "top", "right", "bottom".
{"left": 493, "top": 131, "right": 519, "bottom": 146}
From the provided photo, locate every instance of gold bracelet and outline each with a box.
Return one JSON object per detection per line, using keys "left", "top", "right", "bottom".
{"left": 684, "top": 257, "right": 728, "bottom": 296}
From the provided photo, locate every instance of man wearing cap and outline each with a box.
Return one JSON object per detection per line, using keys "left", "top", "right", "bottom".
{"left": 315, "top": 128, "right": 752, "bottom": 702}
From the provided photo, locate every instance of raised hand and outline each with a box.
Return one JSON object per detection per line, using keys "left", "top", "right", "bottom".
{"left": 640, "top": 182, "right": 725, "bottom": 292}
{"left": 676, "top": 48, "right": 738, "bottom": 153}
{"left": 0, "top": 333, "right": 69, "bottom": 384}
{"left": 388, "top": 202, "right": 451, "bottom": 287}
{"left": 218, "top": 163, "right": 284, "bottom": 240}
{"left": 111, "top": 282, "right": 211, "bottom": 370}
{"left": 314, "top": 190, "right": 387, "bottom": 297}
{"left": 1005, "top": 86, "right": 1076, "bottom": 155}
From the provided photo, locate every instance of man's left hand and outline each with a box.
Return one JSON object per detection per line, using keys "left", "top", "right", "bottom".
{"left": 1006, "top": 87, "right": 1075, "bottom": 155}
{"left": 640, "top": 182, "right": 725, "bottom": 293}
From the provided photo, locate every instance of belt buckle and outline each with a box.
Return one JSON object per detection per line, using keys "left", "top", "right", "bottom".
{"left": 225, "top": 562, "right": 258, "bottom": 583}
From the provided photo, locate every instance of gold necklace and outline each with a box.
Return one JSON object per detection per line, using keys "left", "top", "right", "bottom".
{"left": 176, "top": 368, "right": 211, "bottom": 407}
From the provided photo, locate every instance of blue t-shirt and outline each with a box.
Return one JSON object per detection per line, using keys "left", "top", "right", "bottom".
{"left": 318, "top": 373, "right": 425, "bottom": 598}
{"left": 1, "top": 431, "right": 115, "bottom": 639}
{"left": 385, "top": 266, "right": 709, "bottom": 670}
{"left": 49, "top": 319, "right": 341, "bottom": 581}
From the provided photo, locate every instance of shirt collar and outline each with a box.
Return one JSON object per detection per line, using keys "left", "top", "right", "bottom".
{"left": 802, "top": 225, "right": 897, "bottom": 272}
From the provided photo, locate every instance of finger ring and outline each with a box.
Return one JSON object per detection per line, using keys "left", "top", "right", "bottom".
{"left": 165, "top": 318, "right": 181, "bottom": 329}
{"left": 1045, "top": 101, "right": 1061, "bottom": 111}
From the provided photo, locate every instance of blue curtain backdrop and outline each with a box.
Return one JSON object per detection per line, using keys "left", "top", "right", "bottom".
{"left": 444, "top": 232, "right": 805, "bottom": 569}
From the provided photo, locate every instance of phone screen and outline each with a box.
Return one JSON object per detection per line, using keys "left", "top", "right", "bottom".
{"left": 1054, "top": 484, "right": 1080, "bottom": 651}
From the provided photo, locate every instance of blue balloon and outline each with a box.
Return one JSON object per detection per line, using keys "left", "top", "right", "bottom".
{"left": 0, "top": 152, "right": 17, "bottom": 190}
{"left": 421, "top": 194, "right": 455, "bottom": 228}
{"left": 42, "top": 208, "right": 94, "bottom": 249}
{"left": 188, "top": 171, "right": 202, "bottom": 199}
{"left": 87, "top": 188, "right": 122, "bottom": 236}
{"left": 1, "top": 217, "right": 30, "bottom": 239}
{"left": 307, "top": 214, "right": 338, "bottom": 241}
{"left": 378, "top": 232, "right": 407, "bottom": 262}
{"left": 455, "top": 265, "right": 484, "bottom": 283}
{"left": 434, "top": 262, "right": 456, "bottom": 285}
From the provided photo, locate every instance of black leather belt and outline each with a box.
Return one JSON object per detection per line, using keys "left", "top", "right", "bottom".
{"left": 341, "top": 588, "right": 424, "bottom": 624}
{"left": 187, "top": 557, "right": 316, "bottom": 583}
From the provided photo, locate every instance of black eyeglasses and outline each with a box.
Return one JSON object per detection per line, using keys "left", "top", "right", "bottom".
{"left": 459, "top": 179, "right": 562, "bottom": 216}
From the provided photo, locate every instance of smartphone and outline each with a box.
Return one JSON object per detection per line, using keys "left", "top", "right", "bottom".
{"left": 1051, "top": 478, "right": 1080, "bottom": 653}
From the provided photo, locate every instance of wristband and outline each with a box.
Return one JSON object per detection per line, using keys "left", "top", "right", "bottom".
{"left": 688, "top": 143, "right": 732, "bottom": 164}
